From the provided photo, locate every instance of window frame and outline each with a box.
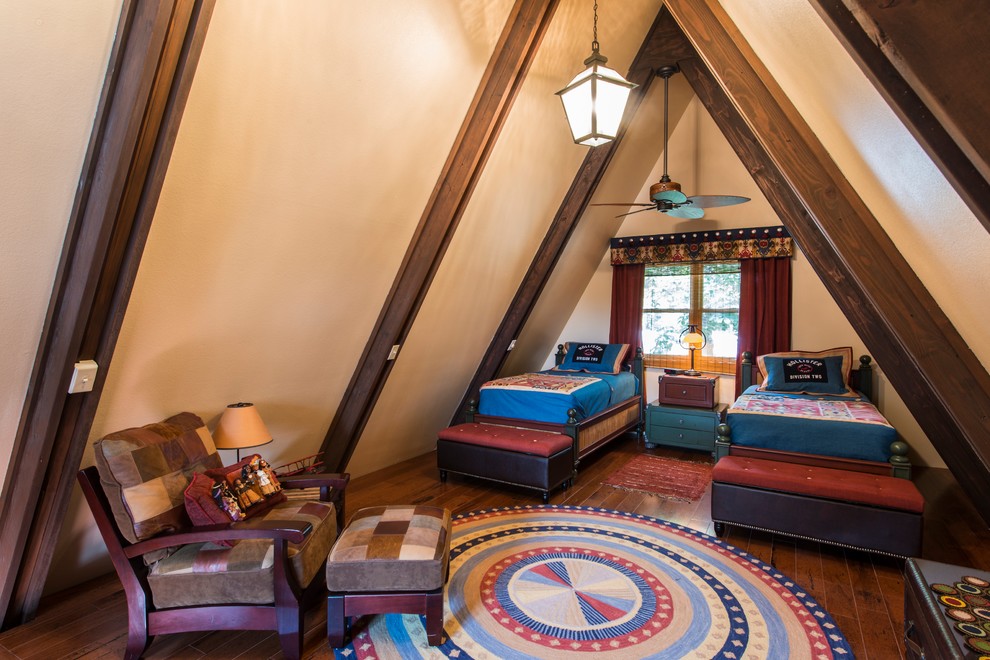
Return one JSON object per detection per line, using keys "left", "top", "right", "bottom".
{"left": 642, "top": 260, "right": 740, "bottom": 375}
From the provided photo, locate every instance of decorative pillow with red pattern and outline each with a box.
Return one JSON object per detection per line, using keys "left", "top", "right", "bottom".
{"left": 205, "top": 454, "right": 285, "bottom": 518}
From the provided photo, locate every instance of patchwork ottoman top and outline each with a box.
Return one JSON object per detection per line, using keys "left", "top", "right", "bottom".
{"left": 327, "top": 505, "right": 451, "bottom": 592}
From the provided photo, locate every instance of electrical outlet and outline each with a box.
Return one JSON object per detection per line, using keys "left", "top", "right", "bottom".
{"left": 68, "top": 360, "right": 99, "bottom": 394}
{"left": 388, "top": 344, "right": 400, "bottom": 360}
{"left": 507, "top": 340, "right": 517, "bottom": 351}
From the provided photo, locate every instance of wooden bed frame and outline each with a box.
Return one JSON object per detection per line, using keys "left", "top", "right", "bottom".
{"left": 715, "top": 351, "right": 912, "bottom": 478}
{"left": 464, "top": 345, "right": 644, "bottom": 473}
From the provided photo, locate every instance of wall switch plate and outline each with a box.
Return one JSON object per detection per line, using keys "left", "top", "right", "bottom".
{"left": 388, "top": 344, "right": 400, "bottom": 360}
{"left": 68, "top": 360, "right": 99, "bottom": 394}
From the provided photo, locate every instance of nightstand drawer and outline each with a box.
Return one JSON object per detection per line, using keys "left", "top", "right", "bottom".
{"left": 648, "top": 425, "right": 713, "bottom": 449}
{"left": 658, "top": 374, "right": 719, "bottom": 408}
{"left": 650, "top": 410, "right": 714, "bottom": 433}
{"left": 644, "top": 402, "right": 726, "bottom": 452}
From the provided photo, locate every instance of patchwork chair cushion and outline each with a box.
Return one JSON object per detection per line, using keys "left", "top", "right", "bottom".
{"left": 93, "top": 412, "right": 222, "bottom": 552}
{"left": 147, "top": 498, "right": 338, "bottom": 608}
{"left": 326, "top": 505, "right": 451, "bottom": 592}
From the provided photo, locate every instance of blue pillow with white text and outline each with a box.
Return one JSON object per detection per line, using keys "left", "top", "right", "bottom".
{"left": 554, "top": 342, "right": 628, "bottom": 374}
{"left": 762, "top": 354, "right": 849, "bottom": 395}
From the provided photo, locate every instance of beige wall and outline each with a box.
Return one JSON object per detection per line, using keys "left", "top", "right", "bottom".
{"left": 0, "top": 1, "right": 120, "bottom": 493}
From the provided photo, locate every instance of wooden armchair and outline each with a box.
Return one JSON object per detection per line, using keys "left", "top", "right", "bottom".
{"left": 77, "top": 413, "right": 348, "bottom": 659}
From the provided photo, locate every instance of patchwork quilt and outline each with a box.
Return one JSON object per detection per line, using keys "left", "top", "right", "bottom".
{"left": 730, "top": 391, "right": 892, "bottom": 427}
{"left": 726, "top": 387, "right": 897, "bottom": 462}
{"left": 478, "top": 370, "right": 637, "bottom": 424}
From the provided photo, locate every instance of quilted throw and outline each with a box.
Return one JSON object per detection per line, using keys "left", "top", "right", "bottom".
{"left": 730, "top": 391, "right": 893, "bottom": 427}
{"left": 480, "top": 372, "right": 599, "bottom": 395}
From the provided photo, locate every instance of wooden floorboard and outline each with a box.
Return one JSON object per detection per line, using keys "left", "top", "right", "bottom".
{"left": 1, "top": 435, "right": 987, "bottom": 658}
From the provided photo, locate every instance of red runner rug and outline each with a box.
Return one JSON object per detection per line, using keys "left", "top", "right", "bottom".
{"left": 603, "top": 454, "right": 713, "bottom": 501}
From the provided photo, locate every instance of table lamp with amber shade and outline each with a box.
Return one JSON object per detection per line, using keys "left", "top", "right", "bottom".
{"left": 213, "top": 402, "right": 273, "bottom": 461}
{"left": 678, "top": 324, "right": 708, "bottom": 376}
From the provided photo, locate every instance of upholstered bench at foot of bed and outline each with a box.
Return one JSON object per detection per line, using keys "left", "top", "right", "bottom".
{"left": 436, "top": 423, "right": 573, "bottom": 503}
{"left": 711, "top": 456, "right": 924, "bottom": 557}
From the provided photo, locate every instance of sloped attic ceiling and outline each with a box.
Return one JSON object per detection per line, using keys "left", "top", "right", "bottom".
{"left": 2, "top": 0, "right": 990, "bottom": 628}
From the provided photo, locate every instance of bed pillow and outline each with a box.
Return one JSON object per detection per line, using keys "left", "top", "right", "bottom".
{"left": 554, "top": 342, "right": 628, "bottom": 374}
{"left": 183, "top": 472, "right": 243, "bottom": 546}
{"left": 757, "top": 347, "right": 854, "bottom": 396}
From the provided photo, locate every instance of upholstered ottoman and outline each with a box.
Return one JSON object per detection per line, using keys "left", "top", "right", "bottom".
{"left": 711, "top": 455, "right": 924, "bottom": 556}
{"left": 326, "top": 505, "right": 451, "bottom": 647}
{"left": 437, "top": 422, "right": 574, "bottom": 502}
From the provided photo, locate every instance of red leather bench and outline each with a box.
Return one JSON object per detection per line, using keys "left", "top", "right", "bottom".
{"left": 437, "top": 423, "right": 574, "bottom": 503}
{"left": 711, "top": 455, "right": 924, "bottom": 557}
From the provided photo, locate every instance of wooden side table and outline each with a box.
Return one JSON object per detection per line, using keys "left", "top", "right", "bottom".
{"left": 904, "top": 557, "right": 990, "bottom": 659}
{"left": 645, "top": 400, "right": 727, "bottom": 453}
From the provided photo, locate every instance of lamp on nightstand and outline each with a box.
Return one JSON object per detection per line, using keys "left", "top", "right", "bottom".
{"left": 213, "top": 402, "right": 273, "bottom": 461}
{"left": 678, "top": 324, "right": 707, "bottom": 376}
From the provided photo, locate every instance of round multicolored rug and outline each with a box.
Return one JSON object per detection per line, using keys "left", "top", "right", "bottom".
{"left": 334, "top": 505, "right": 853, "bottom": 659}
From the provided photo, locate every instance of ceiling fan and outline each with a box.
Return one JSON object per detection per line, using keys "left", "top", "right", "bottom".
{"left": 593, "top": 64, "right": 750, "bottom": 219}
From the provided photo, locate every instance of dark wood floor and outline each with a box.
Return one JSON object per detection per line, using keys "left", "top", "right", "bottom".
{"left": 1, "top": 436, "right": 987, "bottom": 659}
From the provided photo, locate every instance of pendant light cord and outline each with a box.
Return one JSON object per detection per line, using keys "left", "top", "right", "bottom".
{"left": 592, "top": 2, "right": 599, "bottom": 53}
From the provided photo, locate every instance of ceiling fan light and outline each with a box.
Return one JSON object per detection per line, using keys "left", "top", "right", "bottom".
{"left": 653, "top": 189, "right": 688, "bottom": 204}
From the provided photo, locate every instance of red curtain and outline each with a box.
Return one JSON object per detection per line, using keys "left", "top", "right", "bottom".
{"left": 735, "top": 257, "right": 791, "bottom": 397}
{"left": 609, "top": 263, "right": 645, "bottom": 351}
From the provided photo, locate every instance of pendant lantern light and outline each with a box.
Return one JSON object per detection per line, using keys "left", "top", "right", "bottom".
{"left": 556, "top": 2, "right": 636, "bottom": 147}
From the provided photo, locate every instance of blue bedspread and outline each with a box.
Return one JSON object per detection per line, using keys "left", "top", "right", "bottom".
{"left": 478, "top": 370, "right": 638, "bottom": 424}
{"left": 726, "top": 386, "right": 896, "bottom": 462}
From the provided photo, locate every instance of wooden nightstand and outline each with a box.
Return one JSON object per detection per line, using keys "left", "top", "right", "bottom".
{"left": 645, "top": 400, "right": 727, "bottom": 453}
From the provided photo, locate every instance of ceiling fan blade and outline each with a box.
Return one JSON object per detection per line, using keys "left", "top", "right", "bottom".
{"left": 651, "top": 189, "right": 688, "bottom": 205}
{"left": 590, "top": 203, "right": 655, "bottom": 207}
{"left": 615, "top": 206, "right": 659, "bottom": 218}
{"left": 685, "top": 195, "right": 751, "bottom": 208}
{"left": 666, "top": 206, "right": 705, "bottom": 219}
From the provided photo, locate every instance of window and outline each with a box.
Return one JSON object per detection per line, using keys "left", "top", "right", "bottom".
{"left": 642, "top": 261, "right": 741, "bottom": 374}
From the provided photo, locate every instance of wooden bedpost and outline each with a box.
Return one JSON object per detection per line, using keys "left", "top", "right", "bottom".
{"left": 856, "top": 355, "right": 874, "bottom": 401}
{"left": 555, "top": 344, "right": 566, "bottom": 366}
{"left": 740, "top": 352, "right": 754, "bottom": 389}
{"left": 889, "top": 440, "right": 912, "bottom": 479}
{"left": 715, "top": 423, "right": 732, "bottom": 462}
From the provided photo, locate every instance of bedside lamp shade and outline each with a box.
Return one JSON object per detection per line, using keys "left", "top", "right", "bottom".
{"left": 213, "top": 402, "right": 272, "bottom": 460}
{"left": 678, "top": 324, "right": 708, "bottom": 377}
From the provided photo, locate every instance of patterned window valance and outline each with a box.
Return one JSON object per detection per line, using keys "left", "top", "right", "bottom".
{"left": 610, "top": 226, "right": 792, "bottom": 265}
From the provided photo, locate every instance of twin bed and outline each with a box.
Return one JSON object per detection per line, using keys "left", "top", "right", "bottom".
{"left": 711, "top": 347, "right": 922, "bottom": 556}
{"left": 717, "top": 347, "right": 911, "bottom": 477}
{"left": 465, "top": 342, "right": 644, "bottom": 470}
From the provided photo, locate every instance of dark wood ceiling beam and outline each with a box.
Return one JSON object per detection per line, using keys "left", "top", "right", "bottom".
{"left": 452, "top": 8, "right": 697, "bottom": 421}
{"left": 0, "top": 0, "right": 216, "bottom": 628}
{"left": 665, "top": 0, "right": 990, "bottom": 520}
{"left": 808, "top": 0, "right": 990, "bottom": 232}
{"left": 318, "top": 0, "right": 561, "bottom": 471}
